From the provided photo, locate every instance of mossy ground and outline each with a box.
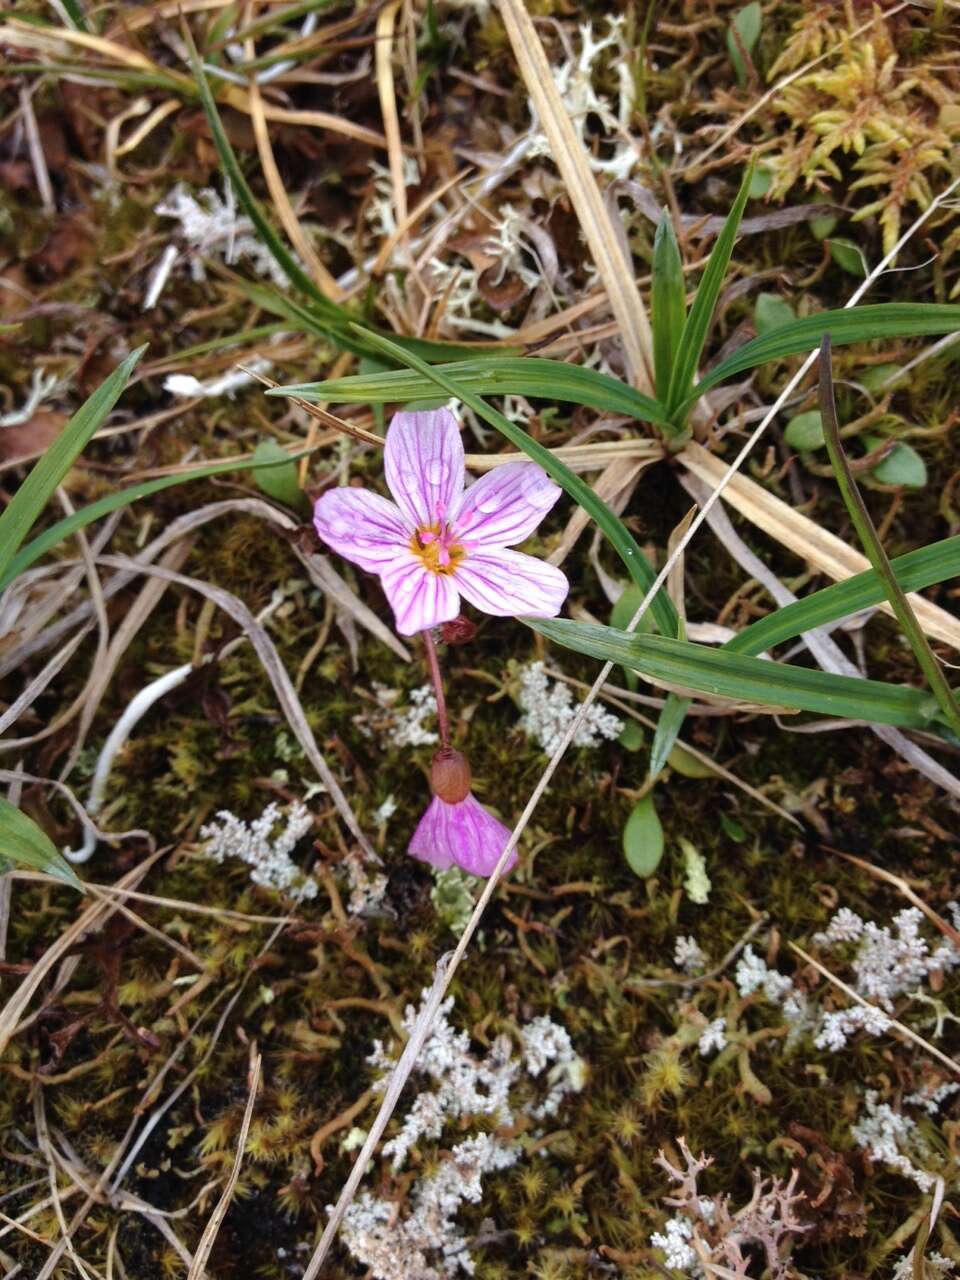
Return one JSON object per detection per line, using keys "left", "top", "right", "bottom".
{"left": 1, "top": 2, "right": 959, "bottom": 1277}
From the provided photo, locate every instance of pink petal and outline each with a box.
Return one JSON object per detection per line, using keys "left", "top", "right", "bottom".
{"left": 408, "top": 793, "right": 516, "bottom": 878}
{"left": 384, "top": 408, "right": 464, "bottom": 529}
{"left": 453, "top": 462, "right": 561, "bottom": 547}
{"left": 380, "top": 556, "right": 460, "bottom": 635}
{"left": 454, "top": 547, "right": 569, "bottom": 618}
{"left": 313, "top": 487, "right": 410, "bottom": 571}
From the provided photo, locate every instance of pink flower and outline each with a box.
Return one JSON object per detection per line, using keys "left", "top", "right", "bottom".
{"left": 313, "top": 407, "right": 568, "bottom": 635}
{"left": 409, "top": 795, "right": 516, "bottom": 878}
{"left": 408, "top": 748, "right": 517, "bottom": 878}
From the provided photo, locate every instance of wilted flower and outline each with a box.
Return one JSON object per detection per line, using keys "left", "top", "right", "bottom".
{"left": 408, "top": 749, "right": 516, "bottom": 878}
{"left": 313, "top": 408, "right": 568, "bottom": 635}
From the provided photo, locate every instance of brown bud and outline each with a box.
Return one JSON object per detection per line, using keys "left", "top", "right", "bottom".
{"left": 429, "top": 749, "right": 472, "bottom": 804}
{"left": 440, "top": 614, "right": 477, "bottom": 645}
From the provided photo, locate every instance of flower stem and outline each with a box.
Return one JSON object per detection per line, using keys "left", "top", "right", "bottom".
{"left": 422, "top": 630, "right": 451, "bottom": 749}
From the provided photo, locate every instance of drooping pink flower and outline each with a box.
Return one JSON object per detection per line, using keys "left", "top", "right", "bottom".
{"left": 408, "top": 749, "right": 516, "bottom": 878}
{"left": 313, "top": 407, "right": 568, "bottom": 635}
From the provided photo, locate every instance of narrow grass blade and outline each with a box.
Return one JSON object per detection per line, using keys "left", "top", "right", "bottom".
{"left": 0, "top": 797, "right": 83, "bottom": 891}
{"left": 269, "top": 357, "right": 671, "bottom": 424}
{"left": 350, "top": 325, "right": 682, "bottom": 638}
{"left": 818, "top": 336, "right": 960, "bottom": 736}
{"left": 235, "top": 279, "right": 511, "bottom": 364}
{"left": 649, "top": 692, "right": 691, "bottom": 780}
{"left": 728, "top": 534, "right": 960, "bottom": 656}
{"left": 0, "top": 345, "right": 145, "bottom": 585}
{"left": 665, "top": 163, "right": 754, "bottom": 418}
{"left": 527, "top": 617, "right": 942, "bottom": 730}
{"left": 0, "top": 447, "right": 316, "bottom": 591}
{"left": 682, "top": 303, "right": 960, "bottom": 409}
{"left": 651, "top": 211, "right": 687, "bottom": 406}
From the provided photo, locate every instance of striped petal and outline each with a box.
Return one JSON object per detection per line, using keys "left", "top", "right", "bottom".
{"left": 384, "top": 408, "right": 465, "bottom": 529}
{"left": 454, "top": 547, "right": 568, "bottom": 619}
{"left": 313, "top": 487, "right": 410, "bottom": 571}
{"left": 453, "top": 462, "right": 561, "bottom": 547}
{"left": 408, "top": 793, "right": 516, "bottom": 878}
{"left": 380, "top": 556, "right": 461, "bottom": 635}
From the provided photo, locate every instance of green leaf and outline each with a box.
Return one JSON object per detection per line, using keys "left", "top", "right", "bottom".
{"left": 618, "top": 720, "right": 646, "bottom": 751}
{"left": 810, "top": 210, "right": 838, "bottom": 241}
{"left": 348, "top": 326, "right": 683, "bottom": 639}
{"left": 252, "top": 440, "right": 305, "bottom": 510}
{"left": 720, "top": 813, "right": 747, "bottom": 841}
{"left": 526, "top": 617, "right": 943, "bottom": 729}
{"left": 858, "top": 362, "right": 906, "bottom": 394}
{"left": 748, "top": 167, "right": 773, "bottom": 198}
{"left": 649, "top": 692, "right": 691, "bottom": 781}
{"left": 0, "top": 798, "right": 83, "bottom": 890}
{"left": 827, "top": 238, "right": 867, "bottom": 277}
{"left": 622, "top": 793, "right": 664, "bottom": 877}
{"left": 683, "top": 303, "right": 960, "bottom": 409}
{"left": 728, "top": 534, "right": 960, "bottom": 657}
{"left": 0, "top": 346, "right": 145, "bottom": 587}
{"left": 726, "top": 1, "right": 762, "bottom": 85}
{"left": 652, "top": 211, "right": 687, "bottom": 404}
{"left": 268, "top": 356, "right": 671, "bottom": 426}
{"left": 784, "top": 410, "right": 824, "bottom": 450}
{"left": 754, "top": 292, "right": 795, "bottom": 334}
{"left": 0, "top": 446, "right": 318, "bottom": 591}
{"left": 667, "top": 744, "right": 717, "bottom": 778}
{"left": 665, "top": 163, "right": 755, "bottom": 418}
{"left": 867, "top": 438, "right": 927, "bottom": 488}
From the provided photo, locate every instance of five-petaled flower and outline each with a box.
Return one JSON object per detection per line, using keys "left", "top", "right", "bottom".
{"left": 313, "top": 407, "right": 569, "bottom": 635}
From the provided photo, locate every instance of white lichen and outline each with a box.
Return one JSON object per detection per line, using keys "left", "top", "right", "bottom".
{"left": 517, "top": 661, "right": 622, "bottom": 755}
{"left": 674, "top": 935, "right": 707, "bottom": 975}
{"left": 199, "top": 801, "right": 317, "bottom": 900}
{"left": 851, "top": 1091, "right": 936, "bottom": 1191}
{"left": 697, "top": 1018, "right": 728, "bottom": 1057}
{"left": 154, "top": 182, "right": 294, "bottom": 287}
{"left": 341, "top": 994, "right": 582, "bottom": 1278}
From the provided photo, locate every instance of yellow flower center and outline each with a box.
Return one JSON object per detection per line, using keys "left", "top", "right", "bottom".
{"left": 411, "top": 523, "right": 465, "bottom": 576}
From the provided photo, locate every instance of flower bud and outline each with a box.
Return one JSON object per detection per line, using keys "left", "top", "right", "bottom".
{"left": 429, "top": 749, "right": 472, "bottom": 804}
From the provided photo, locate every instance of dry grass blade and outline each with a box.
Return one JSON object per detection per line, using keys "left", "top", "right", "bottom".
{"left": 376, "top": 1, "right": 409, "bottom": 243}
{"left": 187, "top": 1054, "right": 261, "bottom": 1280}
{"left": 33, "top": 1090, "right": 101, "bottom": 1280}
{"left": 789, "top": 942, "right": 960, "bottom": 1078}
{"left": 547, "top": 457, "right": 651, "bottom": 568}
{"left": 680, "top": 442, "right": 960, "bottom": 649}
{"left": 0, "top": 625, "right": 91, "bottom": 736}
{"left": 0, "top": 848, "right": 164, "bottom": 1058}
{"left": 246, "top": 76, "right": 343, "bottom": 301}
{"left": 98, "top": 555, "right": 379, "bottom": 863}
{"left": 497, "top": 0, "right": 654, "bottom": 391}
{"left": 65, "top": 539, "right": 192, "bottom": 770}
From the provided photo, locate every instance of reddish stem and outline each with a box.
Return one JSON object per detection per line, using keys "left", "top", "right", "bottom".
{"left": 421, "top": 630, "right": 450, "bottom": 749}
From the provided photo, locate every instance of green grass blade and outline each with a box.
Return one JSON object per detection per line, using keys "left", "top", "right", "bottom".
{"left": 818, "top": 336, "right": 960, "bottom": 736}
{"left": 0, "top": 447, "right": 315, "bottom": 592}
{"left": 651, "top": 211, "right": 687, "bottom": 405}
{"left": 234, "top": 279, "right": 513, "bottom": 364}
{"left": 350, "top": 325, "right": 682, "bottom": 638}
{"left": 527, "top": 617, "right": 942, "bottom": 729}
{"left": 0, "top": 797, "right": 83, "bottom": 891}
{"left": 649, "top": 691, "right": 691, "bottom": 780}
{"left": 728, "top": 535, "right": 960, "bottom": 657}
{"left": 664, "top": 163, "right": 754, "bottom": 417}
{"left": 681, "top": 303, "right": 960, "bottom": 411}
{"left": 0, "top": 345, "right": 145, "bottom": 586}
{"left": 269, "top": 357, "right": 671, "bottom": 424}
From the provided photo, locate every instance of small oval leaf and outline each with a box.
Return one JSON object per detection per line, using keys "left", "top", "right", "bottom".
{"left": 754, "top": 293, "right": 795, "bottom": 335}
{"left": 784, "top": 410, "right": 824, "bottom": 451}
{"left": 252, "top": 440, "right": 305, "bottom": 510}
{"left": 622, "top": 793, "right": 664, "bottom": 877}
